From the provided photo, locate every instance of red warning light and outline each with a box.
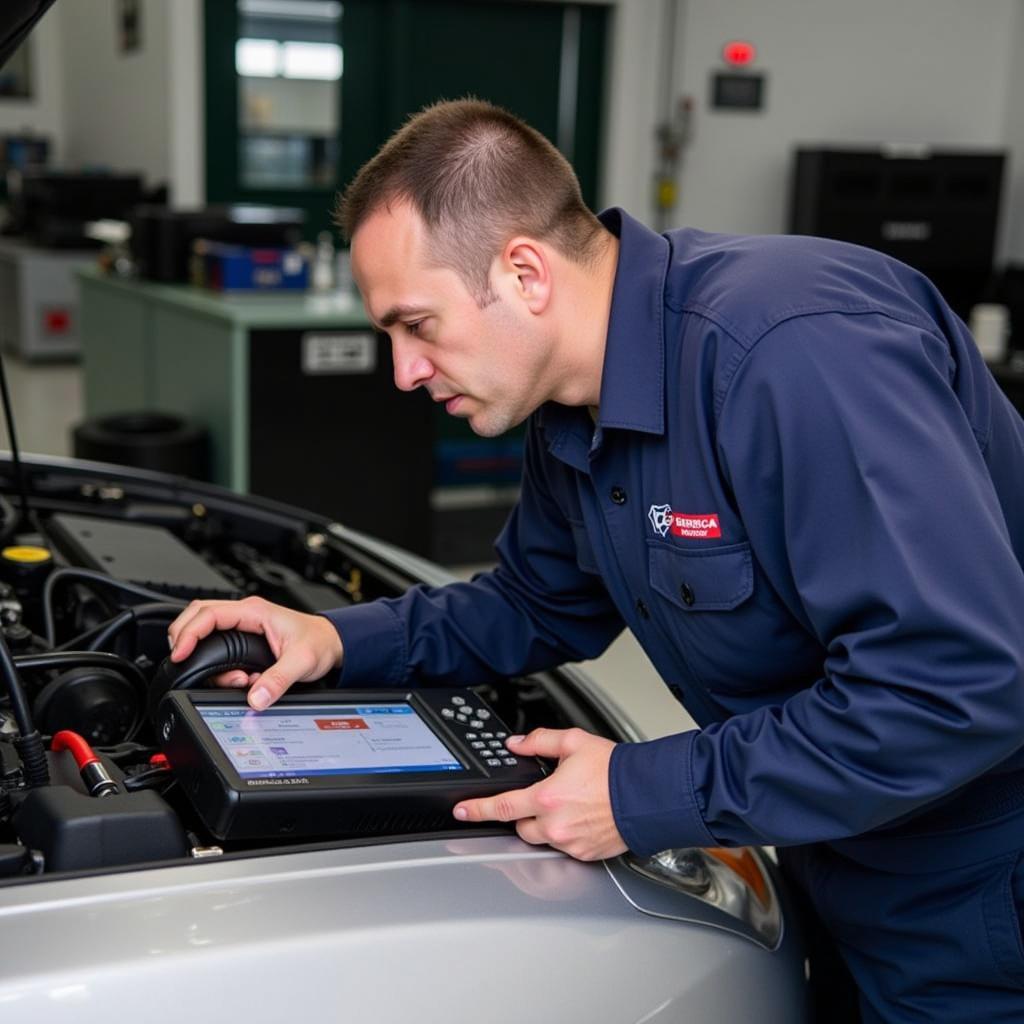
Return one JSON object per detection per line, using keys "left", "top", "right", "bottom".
{"left": 723, "top": 40, "right": 756, "bottom": 67}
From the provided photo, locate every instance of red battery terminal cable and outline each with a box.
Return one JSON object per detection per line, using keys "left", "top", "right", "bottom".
{"left": 51, "top": 730, "right": 119, "bottom": 797}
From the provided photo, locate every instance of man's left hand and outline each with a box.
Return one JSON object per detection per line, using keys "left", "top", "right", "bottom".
{"left": 453, "top": 727, "right": 628, "bottom": 861}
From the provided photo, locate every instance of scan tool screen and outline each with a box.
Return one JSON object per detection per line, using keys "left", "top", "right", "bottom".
{"left": 197, "top": 702, "right": 466, "bottom": 779}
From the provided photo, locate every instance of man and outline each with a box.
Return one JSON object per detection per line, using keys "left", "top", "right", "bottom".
{"left": 169, "top": 99, "right": 1024, "bottom": 1021}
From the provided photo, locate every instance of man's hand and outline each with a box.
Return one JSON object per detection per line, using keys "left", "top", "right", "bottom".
{"left": 167, "top": 595, "right": 344, "bottom": 710}
{"left": 453, "top": 727, "right": 627, "bottom": 862}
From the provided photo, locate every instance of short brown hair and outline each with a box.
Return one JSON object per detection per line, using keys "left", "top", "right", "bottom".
{"left": 335, "top": 98, "right": 607, "bottom": 303}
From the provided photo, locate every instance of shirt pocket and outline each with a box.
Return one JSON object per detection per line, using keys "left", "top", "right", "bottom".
{"left": 568, "top": 519, "right": 600, "bottom": 575}
{"left": 647, "top": 540, "right": 754, "bottom": 612}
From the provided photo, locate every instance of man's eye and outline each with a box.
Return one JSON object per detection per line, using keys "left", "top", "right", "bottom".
{"left": 406, "top": 321, "right": 424, "bottom": 337}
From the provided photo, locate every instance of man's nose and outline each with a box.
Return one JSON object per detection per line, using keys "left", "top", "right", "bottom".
{"left": 391, "top": 339, "right": 434, "bottom": 392}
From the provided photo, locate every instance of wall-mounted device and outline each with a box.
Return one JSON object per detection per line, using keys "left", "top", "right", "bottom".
{"left": 711, "top": 39, "right": 765, "bottom": 112}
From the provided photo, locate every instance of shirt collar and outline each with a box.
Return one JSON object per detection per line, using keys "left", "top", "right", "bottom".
{"left": 536, "top": 208, "right": 669, "bottom": 468}
{"left": 595, "top": 208, "right": 668, "bottom": 435}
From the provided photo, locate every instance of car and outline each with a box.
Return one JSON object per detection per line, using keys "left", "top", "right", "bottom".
{"left": 0, "top": 2, "right": 807, "bottom": 1013}
{"left": 0, "top": 451, "right": 809, "bottom": 1021}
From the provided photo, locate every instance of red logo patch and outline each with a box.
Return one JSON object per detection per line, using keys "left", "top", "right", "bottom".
{"left": 669, "top": 513, "right": 721, "bottom": 539}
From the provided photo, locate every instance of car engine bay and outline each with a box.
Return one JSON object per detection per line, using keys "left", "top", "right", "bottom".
{"left": 0, "top": 455, "right": 621, "bottom": 883}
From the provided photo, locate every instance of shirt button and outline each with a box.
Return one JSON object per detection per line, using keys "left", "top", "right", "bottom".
{"left": 610, "top": 486, "right": 627, "bottom": 505}
{"left": 679, "top": 582, "right": 695, "bottom": 606}
{"left": 635, "top": 598, "right": 650, "bottom": 619}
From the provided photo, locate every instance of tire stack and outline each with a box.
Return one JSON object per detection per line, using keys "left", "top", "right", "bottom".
{"left": 72, "top": 412, "right": 209, "bottom": 481}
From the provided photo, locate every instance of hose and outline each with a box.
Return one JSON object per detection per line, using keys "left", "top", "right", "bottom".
{"left": 42, "top": 568, "right": 186, "bottom": 647}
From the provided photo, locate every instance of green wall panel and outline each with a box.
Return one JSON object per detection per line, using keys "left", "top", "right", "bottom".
{"left": 79, "top": 284, "right": 150, "bottom": 417}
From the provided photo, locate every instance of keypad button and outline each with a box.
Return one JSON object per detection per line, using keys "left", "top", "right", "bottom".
{"left": 488, "top": 740, "right": 503, "bottom": 748}
{"left": 495, "top": 731, "right": 507, "bottom": 739}
{"left": 481, "top": 732, "right": 494, "bottom": 739}
{"left": 465, "top": 733, "right": 478, "bottom": 740}
{"left": 471, "top": 741, "right": 486, "bottom": 750}
{"left": 451, "top": 696, "right": 467, "bottom": 706}
{"left": 486, "top": 758, "right": 502, "bottom": 767}
{"left": 456, "top": 714, "right": 468, "bottom": 724}
{"left": 477, "top": 709, "right": 491, "bottom": 720}
{"left": 469, "top": 719, "right": 484, "bottom": 729}
{"left": 503, "top": 758, "right": 518, "bottom": 766}
{"left": 441, "top": 708, "right": 455, "bottom": 719}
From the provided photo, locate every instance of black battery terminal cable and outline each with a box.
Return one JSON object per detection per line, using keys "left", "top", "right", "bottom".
{"left": 0, "top": 627, "right": 48, "bottom": 787}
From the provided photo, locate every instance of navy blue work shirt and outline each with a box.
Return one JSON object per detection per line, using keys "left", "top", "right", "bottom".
{"left": 324, "top": 208, "right": 1024, "bottom": 861}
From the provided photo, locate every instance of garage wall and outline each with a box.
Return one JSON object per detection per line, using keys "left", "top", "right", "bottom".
{"left": 166, "top": 0, "right": 204, "bottom": 208}
{"left": 55, "top": 0, "right": 204, "bottom": 207}
{"left": 59, "top": 0, "right": 172, "bottom": 192}
{"left": 600, "top": 0, "right": 669, "bottom": 217}
{"left": 0, "top": 11, "right": 64, "bottom": 162}
{"left": 661, "top": 0, "right": 1018, "bottom": 242}
{"left": 1001, "top": 1, "right": 1024, "bottom": 263}
{"left": 19, "top": 0, "right": 1024, "bottom": 259}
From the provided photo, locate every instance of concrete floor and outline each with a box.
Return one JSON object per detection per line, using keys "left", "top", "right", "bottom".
{"left": 3, "top": 352, "right": 696, "bottom": 741}
{"left": 3, "top": 353, "right": 83, "bottom": 464}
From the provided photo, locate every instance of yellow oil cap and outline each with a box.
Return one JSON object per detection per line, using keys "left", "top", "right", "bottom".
{"left": 1, "top": 545, "right": 52, "bottom": 564}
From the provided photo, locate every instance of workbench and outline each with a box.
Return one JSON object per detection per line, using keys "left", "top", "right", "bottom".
{"left": 77, "top": 268, "right": 435, "bottom": 554}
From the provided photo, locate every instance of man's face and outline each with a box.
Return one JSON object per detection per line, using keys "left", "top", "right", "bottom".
{"left": 350, "top": 200, "right": 553, "bottom": 437}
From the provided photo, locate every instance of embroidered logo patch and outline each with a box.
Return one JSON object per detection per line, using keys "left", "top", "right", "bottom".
{"left": 648, "top": 504, "right": 672, "bottom": 537}
{"left": 649, "top": 504, "right": 721, "bottom": 540}
{"left": 670, "top": 513, "right": 721, "bottom": 539}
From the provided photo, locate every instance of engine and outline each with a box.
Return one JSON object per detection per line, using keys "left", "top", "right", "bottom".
{"left": 0, "top": 464, "right": 610, "bottom": 881}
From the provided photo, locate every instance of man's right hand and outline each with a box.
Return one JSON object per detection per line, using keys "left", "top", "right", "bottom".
{"left": 167, "top": 595, "right": 344, "bottom": 710}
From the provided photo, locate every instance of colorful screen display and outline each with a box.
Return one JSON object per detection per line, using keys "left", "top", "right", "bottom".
{"left": 198, "top": 702, "right": 465, "bottom": 779}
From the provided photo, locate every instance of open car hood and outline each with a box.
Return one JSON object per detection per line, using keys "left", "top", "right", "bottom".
{"left": 0, "top": 0, "right": 57, "bottom": 69}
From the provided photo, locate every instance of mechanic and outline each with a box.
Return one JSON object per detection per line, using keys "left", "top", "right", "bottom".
{"left": 169, "top": 99, "right": 1024, "bottom": 1022}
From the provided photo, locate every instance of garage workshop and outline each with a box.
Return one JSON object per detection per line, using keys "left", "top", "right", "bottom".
{"left": 0, "top": 1, "right": 1022, "bottom": 1021}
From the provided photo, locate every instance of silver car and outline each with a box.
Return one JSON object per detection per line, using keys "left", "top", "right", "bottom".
{"left": 0, "top": 453, "right": 808, "bottom": 1021}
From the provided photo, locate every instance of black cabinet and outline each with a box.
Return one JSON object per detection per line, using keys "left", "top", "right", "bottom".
{"left": 790, "top": 147, "right": 1005, "bottom": 318}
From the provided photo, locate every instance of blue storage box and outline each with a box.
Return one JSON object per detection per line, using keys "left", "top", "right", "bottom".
{"left": 197, "top": 241, "right": 309, "bottom": 292}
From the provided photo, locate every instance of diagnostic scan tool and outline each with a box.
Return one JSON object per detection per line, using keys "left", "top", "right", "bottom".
{"left": 157, "top": 688, "right": 546, "bottom": 841}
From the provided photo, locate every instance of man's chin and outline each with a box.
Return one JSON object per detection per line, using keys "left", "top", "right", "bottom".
{"left": 467, "top": 418, "right": 501, "bottom": 439}
{"left": 466, "top": 408, "right": 524, "bottom": 439}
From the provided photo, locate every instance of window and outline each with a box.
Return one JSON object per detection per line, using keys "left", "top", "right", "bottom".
{"left": 235, "top": 0, "right": 342, "bottom": 190}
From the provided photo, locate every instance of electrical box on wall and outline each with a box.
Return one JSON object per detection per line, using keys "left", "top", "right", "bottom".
{"left": 710, "top": 72, "right": 765, "bottom": 111}
{"left": 711, "top": 40, "right": 765, "bottom": 112}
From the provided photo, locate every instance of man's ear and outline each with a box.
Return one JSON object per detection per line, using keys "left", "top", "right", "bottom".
{"left": 503, "top": 238, "right": 552, "bottom": 314}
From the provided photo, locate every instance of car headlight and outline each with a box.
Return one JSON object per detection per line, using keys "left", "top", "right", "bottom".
{"left": 626, "top": 846, "right": 782, "bottom": 948}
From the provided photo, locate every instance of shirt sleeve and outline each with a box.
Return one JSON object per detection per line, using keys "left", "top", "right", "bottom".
{"left": 322, "top": 419, "right": 624, "bottom": 687}
{"left": 611, "top": 311, "right": 1024, "bottom": 855}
